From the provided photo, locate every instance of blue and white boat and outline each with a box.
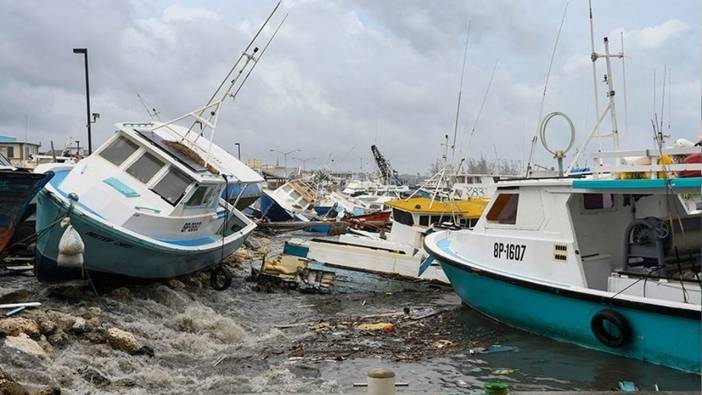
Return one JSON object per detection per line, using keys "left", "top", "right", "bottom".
{"left": 34, "top": 120, "right": 260, "bottom": 281}
{"left": 425, "top": 27, "right": 702, "bottom": 372}
{"left": 32, "top": 7, "right": 284, "bottom": 281}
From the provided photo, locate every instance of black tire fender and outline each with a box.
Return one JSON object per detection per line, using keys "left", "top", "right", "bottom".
{"left": 210, "top": 266, "right": 233, "bottom": 291}
{"left": 590, "top": 309, "right": 631, "bottom": 348}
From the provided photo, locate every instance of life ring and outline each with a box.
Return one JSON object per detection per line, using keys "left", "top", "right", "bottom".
{"left": 590, "top": 309, "right": 631, "bottom": 348}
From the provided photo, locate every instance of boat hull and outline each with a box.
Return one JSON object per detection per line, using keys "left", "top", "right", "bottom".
{"left": 427, "top": 237, "right": 701, "bottom": 373}
{"left": 0, "top": 170, "right": 53, "bottom": 254}
{"left": 259, "top": 191, "right": 295, "bottom": 221}
{"left": 35, "top": 188, "right": 249, "bottom": 281}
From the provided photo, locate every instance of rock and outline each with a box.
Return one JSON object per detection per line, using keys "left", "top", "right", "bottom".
{"left": 47, "top": 330, "right": 69, "bottom": 347}
{"left": 0, "top": 367, "right": 29, "bottom": 395}
{"left": 85, "top": 317, "right": 101, "bottom": 332}
{"left": 70, "top": 317, "right": 86, "bottom": 334}
{"left": 0, "top": 289, "right": 30, "bottom": 304}
{"left": 37, "top": 335, "right": 55, "bottom": 356}
{"left": 4, "top": 333, "right": 49, "bottom": 358}
{"left": 46, "top": 284, "right": 90, "bottom": 300}
{"left": 81, "top": 331, "right": 105, "bottom": 344}
{"left": 166, "top": 279, "right": 185, "bottom": 289}
{"left": 45, "top": 311, "right": 76, "bottom": 333}
{"left": 78, "top": 366, "right": 111, "bottom": 388}
{"left": 34, "top": 385, "right": 61, "bottom": 395}
{"left": 106, "top": 328, "right": 140, "bottom": 354}
{"left": 36, "top": 318, "right": 57, "bottom": 336}
{"left": 135, "top": 345, "right": 155, "bottom": 357}
{"left": 0, "top": 317, "right": 40, "bottom": 338}
{"left": 109, "top": 287, "right": 130, "bottom": 302}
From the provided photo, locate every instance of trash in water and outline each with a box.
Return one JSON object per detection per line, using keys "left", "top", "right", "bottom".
{"left": 618, "top": 381, "right": 639, "bottom": 392}
{"left": 356, "top": 322, "right": 395, "bottom": 333}
{"left": 477, "top": 344, "right": 518, "bottom": 354}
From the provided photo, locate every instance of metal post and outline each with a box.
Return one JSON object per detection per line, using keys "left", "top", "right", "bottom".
{"left": 73, "top": 48, "right": 92, "bottom": 154}
{"left": 235, "top": 142, "right": 241, "bottom": 159}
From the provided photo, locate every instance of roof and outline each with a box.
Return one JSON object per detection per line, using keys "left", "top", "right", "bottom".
{"left": 0, "top": 135, "right": 39, "bottom": 146}
{"left": 385, "top": 197, "right": 488, "bottom": 219}
{"left": 573, "top": 177, "right": 701, "bottom": 191}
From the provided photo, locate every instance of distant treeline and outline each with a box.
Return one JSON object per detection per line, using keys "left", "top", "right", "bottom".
{"left": 429, "top": 157, "right": 522, "bottom": 176}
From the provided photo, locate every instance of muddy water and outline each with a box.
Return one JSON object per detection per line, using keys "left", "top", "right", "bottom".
{"left": 0, "top": 233, "right": 699, "bottom": 394}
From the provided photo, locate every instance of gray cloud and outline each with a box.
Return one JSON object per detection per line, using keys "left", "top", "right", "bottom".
{"left": 0, "top": 0, "right": 698, "bottom": 173}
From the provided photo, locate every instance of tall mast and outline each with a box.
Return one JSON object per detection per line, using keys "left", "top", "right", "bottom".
{"left": 588, "top": 0, "right": 600, "bottom": 139}
{"left": 451, "top": 19, "right": 471, "bottom": 162}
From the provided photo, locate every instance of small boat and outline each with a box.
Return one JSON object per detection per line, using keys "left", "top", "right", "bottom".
{"left": 285, "top": 195, "right": 488, "bottom": 283}
{"left": 0, "top": 153, "right": 53, "bottom": 255}
{"left": 259, "top": 178, "right": 317, "bottom": 221}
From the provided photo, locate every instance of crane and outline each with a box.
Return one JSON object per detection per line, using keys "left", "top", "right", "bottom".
{"left": 371, "top": 144, "right": 402, "bottom": 185}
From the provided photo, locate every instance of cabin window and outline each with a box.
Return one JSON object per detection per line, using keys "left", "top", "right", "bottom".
{"left": 583, "top": 193, "right": 614, "bottom": 210}
{"left": 486, "top": 193, "right": 519, "bottom": 225}
{"left": 419, "top": 216, "right": 429, "bottom": 226}
{"left": 100, "top": 136, "right": 138, "bottom": 166}
{"left": 151, "top": 167, "right": 193, "bottom": 205}
{"left": 185, "top": 186, "right": 214, "bottom": 207}
{"left": 392, "top": 208, "right": 414, "bottom": 226}
{"left": 6, "top": 147, "right": 14, "bottom": 158}
{"left": 126, "top": 152, "right": 164, "bottom": 184}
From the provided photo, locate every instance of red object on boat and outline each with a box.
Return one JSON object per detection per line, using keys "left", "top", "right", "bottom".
{"left": 349, "top": 211, "right": 391, "bottom": 223}
{"left": 679, "top": 152, "right": 701, "bottom": 177}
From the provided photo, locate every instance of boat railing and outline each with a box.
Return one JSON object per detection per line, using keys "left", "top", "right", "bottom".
{"left": 591, "top": 146, "right": 701, "bottom": 179}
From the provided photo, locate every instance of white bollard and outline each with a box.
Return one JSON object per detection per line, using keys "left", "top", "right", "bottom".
{"left": 367, "top": 368, "right": 396, "bottom": 395}
{"left": 57, "top": 218, "right": 85, "bottom": 268}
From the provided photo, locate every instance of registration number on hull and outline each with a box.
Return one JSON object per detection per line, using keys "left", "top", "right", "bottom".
{"left": 493, "top": 242, "right": 526, "bottom": 261}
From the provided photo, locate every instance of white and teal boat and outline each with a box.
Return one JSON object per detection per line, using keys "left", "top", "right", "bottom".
{"left": 425, "top": 24, "right": 702, "bottom": 373}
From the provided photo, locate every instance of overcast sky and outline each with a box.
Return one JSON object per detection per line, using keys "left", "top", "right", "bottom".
{"left": 0, "top": 0, "right": 699, "bottom": 174}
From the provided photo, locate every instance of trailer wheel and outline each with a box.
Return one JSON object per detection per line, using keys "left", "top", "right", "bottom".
{"left": 210, "top": 266, "right": 232, "bottom": 291}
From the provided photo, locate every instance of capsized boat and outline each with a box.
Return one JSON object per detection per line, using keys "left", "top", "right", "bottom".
{"left": 285, "top": 195, "right": 488, "bottom": 283}
{"left": 0, "top": 153, "right": 53, "bottom": 255}
{"left": 33, "top": 5, "right": 283, "bottom": 281}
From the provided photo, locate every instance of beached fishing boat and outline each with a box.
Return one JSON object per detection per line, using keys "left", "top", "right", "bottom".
{"left": 0, "top": 153, "right": 53, "bottom": 255}
{"left": 285, "top": 196, "right": 488, "bottom": 283}
{"left": 33, "top": 4, "right": 285, "bottom": 282}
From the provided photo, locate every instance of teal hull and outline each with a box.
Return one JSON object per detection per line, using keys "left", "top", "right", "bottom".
{"left": 432, "top": 246, "right": 700, "bottom": 373}
{"left": 35, "top": 185, "right": 247, "bottom": 281}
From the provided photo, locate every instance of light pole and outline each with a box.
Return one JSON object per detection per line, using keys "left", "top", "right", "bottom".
{"left": 72, "top": 48, "right": 93, "bottom": 155}
{"left": 270, "top": 148, "right": 301, "bottom": 173}
{"left": 293, "top": 156, "right": 316, "bottom": 172}
{"left": 234, "top": 142, "right": 241, "bottom": 159}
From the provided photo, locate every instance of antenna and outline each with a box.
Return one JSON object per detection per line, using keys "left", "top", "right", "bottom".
{"left": 136, "top": 92, "right": 159, "bottom": 120}
{"left": 451, "top": 18, "right": 471, "bottom": 162}
{"left": 461, "top": 60, "right": 498, "bottom": 158}
{"left": 588, "top": 0, "right": 599, "bottom": 135}
{"left": 620, "top": 31, "right": 629, "bottom": 138}
{"left": 667, "top": 68, "right": 672, "bottom": 132}
{"left": 660, "top": 65, "right": 667, "bottom": 133}
{"left": 525, "top": 1, "right": 568, "bottom": 177}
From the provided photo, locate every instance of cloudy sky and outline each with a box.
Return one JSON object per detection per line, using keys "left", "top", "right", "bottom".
{"left": 0, "top": 0, "right": 699, "bottom": 174}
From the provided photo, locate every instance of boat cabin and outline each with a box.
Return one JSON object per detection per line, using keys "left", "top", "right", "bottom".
{"left": 469, "top": 176, "right": 701, "bottom": 305}
{"left": 56, "top": 123, "right": 248, "bottom": 241}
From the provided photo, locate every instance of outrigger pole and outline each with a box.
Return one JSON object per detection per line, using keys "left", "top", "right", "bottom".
{"left": 150, "top": 1, "right": 287, "bottom": 168}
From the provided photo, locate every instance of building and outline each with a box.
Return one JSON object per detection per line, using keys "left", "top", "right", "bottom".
{"left": 0, "top": 135, "right": 41, "bottom": 168}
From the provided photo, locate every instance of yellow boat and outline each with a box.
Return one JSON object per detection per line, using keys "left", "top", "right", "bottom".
{"left": 385, "top": 196, "right": 489, "bottom": 228}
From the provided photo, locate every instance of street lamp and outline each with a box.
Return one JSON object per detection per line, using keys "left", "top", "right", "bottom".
{"left": 234, "top": 142, "right": 241, "bottom": 159}
{"left": 269, "top": 148, "right": 301, "bottom": 173}
{"left": 73, "top": 48, "right": 93, "bottom": 155}
{"left": 293, "top": 156, "right": 316, "bottom": 172}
